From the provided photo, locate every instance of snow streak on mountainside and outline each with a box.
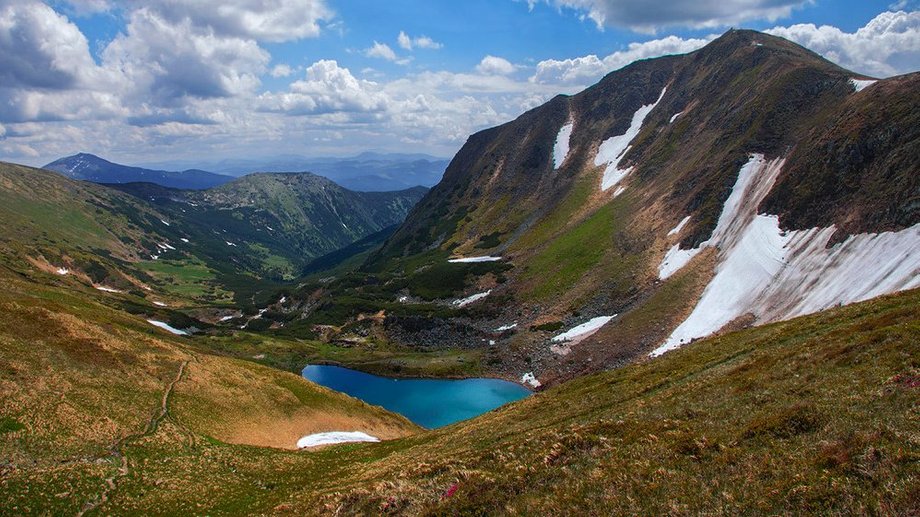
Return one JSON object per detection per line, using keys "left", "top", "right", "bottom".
{"left": 653, "top": 156, "right": 920, "bottom": 356}
{"left": 595, "top": 87, "right": 666, "bottom": 191}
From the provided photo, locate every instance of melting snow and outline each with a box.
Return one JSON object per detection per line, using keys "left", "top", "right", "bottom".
{"left": 595, "top": 87, "right": 666, "bottom": 191}
{"left": 146, "top": 320, "right": 188, "bottom": 336}
{"left": 521, "top": 372, "right": 541, "bottom": 388}
{"left": 668, "top": 216, "right": 691, "bottom": 236}
{"left": 453, "top": 290, "right": 491, "bottom": 307}
{"left": 297, "top": 431, "right": 379, "bottom": 449}
{"left": 652, "top": 154, "right": 920, "bottom": 357}
{"left": 669, "top": 112, "right": 683, "bottom": 124}
{"left": 658, "top": 245, "right": 704, "bottom": 280}
{"left": 55, "top": 267, "right": 69, "bottom": 275}
{"left": 448, "top": 256, "right": 502, "bottom": 263}
{"left": 553, "top": 122, "right": 574, "bottom": 169}
{"left": 850, "top": 78, "right": 877, "bottom": 92}
{"left": 494, "top": 323, "right": 517, "bottom": 332}
{"left": 657, "top": 155, "right": 784, "bottom": 280}
{"left": 552, "top": 316, "right": 615, "bottom": 344}
{"left": 95, "top": 286, "right": 121, "bottom": 293}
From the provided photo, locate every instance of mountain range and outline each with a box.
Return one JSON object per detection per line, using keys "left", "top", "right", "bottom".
{"left": 1, "top": 29, "right": 917, "bottom": 514}
{"left": 45, "top": 152, "right": 449, "bottom": 192}
{"left": 44, "top": 153, "right": 235, "bottom": 190}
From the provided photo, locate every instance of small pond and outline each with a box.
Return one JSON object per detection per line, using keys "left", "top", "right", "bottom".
{"left": 302, "top": 364, "right": 531, "bottom": 429}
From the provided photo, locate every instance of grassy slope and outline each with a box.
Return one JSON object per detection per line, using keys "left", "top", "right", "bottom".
{"left": 4, "top": 286, "right": 915, "bottom": 514}
{"left": 0, "top": 268, "right": 418, "bottom": 514}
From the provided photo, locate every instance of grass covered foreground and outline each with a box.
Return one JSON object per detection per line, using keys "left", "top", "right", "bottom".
{"left": 1, "top": 263, "right": 916, "bottom": 514}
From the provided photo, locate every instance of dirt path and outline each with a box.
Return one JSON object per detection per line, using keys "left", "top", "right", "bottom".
{"left": 77, "top": 360, "right": 189, "bottom": 516}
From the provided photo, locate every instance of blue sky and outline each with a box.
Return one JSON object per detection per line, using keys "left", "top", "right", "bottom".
{"left": 1, "top": 0, "right": 918, "bottom": 167}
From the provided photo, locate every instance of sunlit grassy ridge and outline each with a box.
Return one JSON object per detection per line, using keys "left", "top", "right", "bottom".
{"left": 2, "top": 273, "right": 915, "bottom": 514}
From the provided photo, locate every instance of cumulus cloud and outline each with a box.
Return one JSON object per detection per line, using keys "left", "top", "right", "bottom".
{"left": 270, "top": 64, "right": 294, "bottom": 78}
{"left": 476, "top": 55, "right": 517, "bottom": 75}
{"left": 0, "top": 1, "right": 100, "bottom": 89}
{"left": 102, "top": 8, "right": 269, "bottom": 104}
{"left": 527, "top": 0, "right": 806, "bottom": 32}
{"left": 365, "top": 41, "right": 398, "bottom": 61}
{"left": 125, "top": 0, "right": 333, "bottom": 42}
{"left": 766, "top": 10, "right": 920, "bottom": 77}
{"left": 261, "top": 60, "right": 389, "bottom": 115}
{"left": 397, "top": 30, "right": 443, "bottom": 50}
{"left": 531, "top": 34, "right": 715, "bottom": 85}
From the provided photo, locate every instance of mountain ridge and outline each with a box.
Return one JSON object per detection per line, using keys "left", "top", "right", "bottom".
{"left": 44, "top": 152, "right": 235, "bottom": 190}
{"left": 289, "top": 29, "right": 919, "bottom": 387}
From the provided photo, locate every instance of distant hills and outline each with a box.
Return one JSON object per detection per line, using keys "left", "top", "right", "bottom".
{"left": 43, "top": 151, "right": 449, "bottom": 192}
{"left": 140, "top": 151, "right": 451, "bottom": 191}
{"left": 44, "top": 153, "right": 234, "bottom": 190}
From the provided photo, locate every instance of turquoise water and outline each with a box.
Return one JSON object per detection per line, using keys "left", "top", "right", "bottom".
{"left": 302, "top": 365, "right": 532, "bottom": 429}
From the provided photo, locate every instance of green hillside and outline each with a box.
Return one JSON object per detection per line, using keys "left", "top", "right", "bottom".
{"left": 3, "top": 276, "right": 915, "bottom": 514}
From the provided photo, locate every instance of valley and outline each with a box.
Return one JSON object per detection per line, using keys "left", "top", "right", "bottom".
{"left": 0, "top": 24, "right": 917, "bottom": 516}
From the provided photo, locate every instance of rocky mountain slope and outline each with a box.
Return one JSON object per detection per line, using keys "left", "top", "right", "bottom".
{"left": 295, "top": 29, "right": 919, "bottom": 386}
{"left": 44, "top": 153, "right": 234, "bottom": 190}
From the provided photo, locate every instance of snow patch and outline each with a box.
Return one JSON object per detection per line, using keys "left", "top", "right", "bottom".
{"left": 180, "top": 238, "right": 189, "bottom": 243}
{"left": 160, "top": 220, "right": 170, "bottom": 226}
{"left": 551, "top": 316, "right": 615, "bottom": 342}
{"left": 595, "top": 87, "right": 666, "bottom": 191}
{"left": 453, "top": 290, "right": 491, "bottom": 307}
{"left": 521, "top": 372, "right": 541, "bottom": 388}
{"left": 297, "top": 431, "right": 379, "bottom": 449}
{"left": 850, "top": 78, "right": 877, "bottom": 92}
{"left": 652, "top": 155, "right": 920, "bottom": 357}
{"left": 94, "top": 286, "right": 121, "bottom": 293}
{"left": 553, "top": 122, "right": 574, "bottom": 169}
{"left": 146, "top": 320, "right": 188, "bottom": 336}
{"left": 669, "top": 112, "right": 683, "bottom": 124}
{"left": 613, "top": 186, "right": 626, "bottom": 197}
{"left": 494, "top": 323, "right": 517, "bottom": 332}
{"left": 153, "top": 301, "right": 168, "bottom": 307}
{"left": 226, "top": 241, "right": 237, "bottom": 247}
{"left": 219, "top": 315, "right": 235, "bottom": 322}
{"left": 658, "top": 245, "right": 703, "bottom": 280}
{"left": 667, "top": 216, "right": 691, "bottom": 236}
{"left": 657, "top": 155, "right": 784, "bottom": 280}
{"left": 448, "top": 256, "right": 502, "bottom": 263}
{"left": 55, "top": 267, "right": 69, "bottom": 275}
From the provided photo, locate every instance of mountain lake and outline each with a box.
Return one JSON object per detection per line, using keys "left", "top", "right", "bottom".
{"left": 302, "top": 364, "right": 532, "bottom": 429}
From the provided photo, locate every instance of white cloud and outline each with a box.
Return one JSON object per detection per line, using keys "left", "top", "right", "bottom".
{"left": 766, "top": 10, "right": 920, "bottom": 77}
{"left": 531, "top": 34, "right": 715, "bottom": 85}
{"left": 102, "top": 8, "right": 269, "bottom": 104}
{"left": 365, "top": 41, "right": 398, "bottom": 61}
{"left": 270, "top": 64, "right": 294, "bottom": 78}
{"left": 398, "top": 30, "right": 443, "bottom": 50}
{"left": 0, "top": 1, "right": 100, "bottom": 89}
{"left": 261, "top": 60, "right": 389, "bottom": 115}
{"left": 126, "top": 0, "right": 333, "bottom": 43}
{"left": 476, "top": 55, "right": 517, "bottom": 75}
{"left": 528, "top": 0, "right": 807, "bottom": 32}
